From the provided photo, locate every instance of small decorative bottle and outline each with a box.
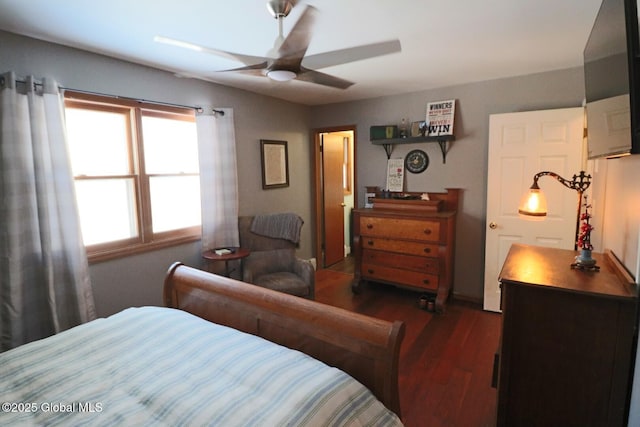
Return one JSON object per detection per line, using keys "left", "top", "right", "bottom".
{"left": 399, "top": 118, "right": 407, "bottom": 138}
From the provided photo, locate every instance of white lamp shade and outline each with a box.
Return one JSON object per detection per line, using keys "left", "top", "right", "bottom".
{"left": 519, "top": 188, "right": 548, "bottom": 217}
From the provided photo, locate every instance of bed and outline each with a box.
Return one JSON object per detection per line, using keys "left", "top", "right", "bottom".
{"left": 1, "top": 262, "right": 405, "bottom": 426}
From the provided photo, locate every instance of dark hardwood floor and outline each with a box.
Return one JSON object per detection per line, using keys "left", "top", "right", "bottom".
{"left": 317, "top": 257, "right": 501, "bottom": 427}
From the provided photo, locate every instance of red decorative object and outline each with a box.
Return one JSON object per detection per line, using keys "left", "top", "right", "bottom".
{"left": 577, "top": 196, "right": 594, "bottom": 251}
{"left": 572, "top": 195, "right": 599, "bottom": 271}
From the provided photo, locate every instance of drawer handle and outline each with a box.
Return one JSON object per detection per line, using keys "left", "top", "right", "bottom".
{"left": 366, "top": 224, "right": 373, "bottom": 229}
{"left": 367, "top": 240, "right": 374, "bottom": 246}
{"left": 423, "top": 247, "right": 431, "bottom": 254}
{"left": 423, "top": 279, "right": 430, "bottom": 285}
{"left": 368, "top": 269, "right": 374, "bottom": 274}
{"left": 423, "top": 229, "right": 432, "bottom": 235}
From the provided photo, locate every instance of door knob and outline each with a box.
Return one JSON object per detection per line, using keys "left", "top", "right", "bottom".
{"left": 341, "top": 203, "right": 346, "bottom": 207}
{"left": 489, "top": 222, "right": 498, "bottom": 229}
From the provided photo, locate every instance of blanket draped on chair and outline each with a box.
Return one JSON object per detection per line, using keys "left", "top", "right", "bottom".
{"left": 250, "top": 213, "right": 303, "bottom": 244}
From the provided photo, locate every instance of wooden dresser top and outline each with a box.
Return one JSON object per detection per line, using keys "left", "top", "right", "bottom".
{"left": 499, "top": 244, "right": 637, "bottom": 300}
{"left": 355, "top": 188, "right": 460, "bottom": 219}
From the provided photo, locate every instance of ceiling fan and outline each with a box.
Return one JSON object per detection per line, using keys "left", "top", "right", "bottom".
{"left": 154, "top": 0, "right": 401, "bottom": 89}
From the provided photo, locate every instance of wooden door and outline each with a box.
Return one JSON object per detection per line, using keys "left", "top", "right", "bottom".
{"left": 322, "top": 133, "right": 345, "bottom": 266}
{"left": 483, "top": 107, "right": 584, "bottom": 312}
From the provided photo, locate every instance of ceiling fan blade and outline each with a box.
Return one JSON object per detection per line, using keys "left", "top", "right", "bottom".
{"left": 154, "top": 36, "right": 268, "bottom": 66}
{"left": 296, "top": 67, "right": 354, "bottom": 89}
{"left": 301, "top": 39, "right": 401, "bottom": 70}
{"left": 217, "top": 62, "right": 269, "bottom": 74}
{"left": 277, "top": 5, "right": 317, "bottom": 62}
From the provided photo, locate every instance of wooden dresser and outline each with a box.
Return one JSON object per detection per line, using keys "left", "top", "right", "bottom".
{"left": 351, "top": 188, "right": 459, "bottom": 313}
{"left": 496, "top": 243, "right": 638, "bottom": 426}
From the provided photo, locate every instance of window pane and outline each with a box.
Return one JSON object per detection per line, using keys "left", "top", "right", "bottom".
{"left": 65, "top": 108, "right": 130, "bottom": 176}
{"left": 142, "top": 116, "right": 198, "bottom": 174}
{"left": 75, "top": 179, "right": 138, "bottom": 245}
{"left": 64, "top": 94, "right": 202, "bottom": 257}
{"left": 149, "top": 175, "right": 201, "bottom": 233}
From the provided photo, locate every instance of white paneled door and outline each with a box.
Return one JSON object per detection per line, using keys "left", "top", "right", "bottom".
{"left": 483, "top": 107, "right": 585, "bottom": 312}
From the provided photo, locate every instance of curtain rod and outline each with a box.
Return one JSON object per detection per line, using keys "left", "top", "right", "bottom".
{"left": 12, "top": 78, "right": 225, "bottom": 116}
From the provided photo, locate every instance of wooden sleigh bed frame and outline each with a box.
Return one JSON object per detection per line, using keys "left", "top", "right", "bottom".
{"left": 164, "top": 262, "right": 405, "bottom": 417}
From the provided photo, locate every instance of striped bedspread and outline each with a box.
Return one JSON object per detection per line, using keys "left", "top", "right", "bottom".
{"left": 0, "top": 306, "right": 403, "bottom": 426}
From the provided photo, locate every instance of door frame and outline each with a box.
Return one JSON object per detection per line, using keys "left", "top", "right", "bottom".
{"left": 312, "top": 125, "right": 358, "bottom": 269}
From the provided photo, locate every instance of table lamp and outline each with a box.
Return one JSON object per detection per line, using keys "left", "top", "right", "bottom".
{"left": 518, "top": 170, "right": 598, "bottom": 270}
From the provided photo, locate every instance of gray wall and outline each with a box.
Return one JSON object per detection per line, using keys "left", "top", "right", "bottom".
{"left": 309, "top": 68, "right": 586, "bottom": 300}
{"left": 5, "top": 29, "right": 635, "bottom": 309}
{"left": 1, "top": 30, "right": 313, "bottom": 316}
{"left": 593, "top": 156, "right": 640, "bottom": 276}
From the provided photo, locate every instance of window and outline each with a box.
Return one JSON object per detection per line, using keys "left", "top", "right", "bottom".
{"left": 343, "top": 136, "right": 352, "bottom": 195}
{"left": 64, "top": 92, "right": 201, "bottom": 261}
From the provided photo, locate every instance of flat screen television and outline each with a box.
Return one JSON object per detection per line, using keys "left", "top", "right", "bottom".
{"left": 584, "top": 0, "right": 640, "bottom": 158}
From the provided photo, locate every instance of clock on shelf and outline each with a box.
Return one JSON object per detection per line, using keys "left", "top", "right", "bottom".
{"left": 404, "top": 149, "right": 429, "bottom": 173}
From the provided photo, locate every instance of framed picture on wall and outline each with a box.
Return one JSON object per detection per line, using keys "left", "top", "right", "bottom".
{"left": 260, "top": 139, "right": 289, "bottom": 189}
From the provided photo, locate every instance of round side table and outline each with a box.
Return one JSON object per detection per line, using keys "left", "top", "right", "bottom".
{"left": 202, "top": 247, "right": 250, "bottom": 277}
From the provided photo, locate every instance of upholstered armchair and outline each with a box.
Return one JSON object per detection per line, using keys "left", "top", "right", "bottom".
{"left": 238, "top": 215, "right": 315, "bottom": 299}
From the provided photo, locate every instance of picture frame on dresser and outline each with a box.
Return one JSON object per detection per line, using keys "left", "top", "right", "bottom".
{"left": 385, "top": 158, "right": 404, "bottom": 192}
{"left": 260, "top": 139, "right": 289, "bottom": 189}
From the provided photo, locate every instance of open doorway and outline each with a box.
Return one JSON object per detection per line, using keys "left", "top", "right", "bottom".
{"left": 312, "top": 126, "right": 356, "bottom": 269}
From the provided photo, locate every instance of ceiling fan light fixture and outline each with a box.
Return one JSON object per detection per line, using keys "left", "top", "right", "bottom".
{"left": 267, "top": 69, "right": 297, "bottom": 81}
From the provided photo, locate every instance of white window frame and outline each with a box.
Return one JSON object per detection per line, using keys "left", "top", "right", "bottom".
{"left": 64, "top": 91, "right": 201, "bottom": 262}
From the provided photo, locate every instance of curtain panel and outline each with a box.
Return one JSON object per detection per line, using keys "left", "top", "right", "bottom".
{"left": 0, "top": 71, "right": 96, "bottom": 352}
{"left": 196, "top": 108, "right": 239, "bottom": 250}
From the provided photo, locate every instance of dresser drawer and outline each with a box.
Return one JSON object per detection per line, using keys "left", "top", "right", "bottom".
{"left": 362, "top": 263, "right": 439, "bottom": 291}
{"left": 363, "top": 249, "right": 440, "bottom": 274}
{"left": 359, "top": 217, "right": 441, "bottom": 242}
{"left": 362, "top": 237, "right": 439, "bottom": 257}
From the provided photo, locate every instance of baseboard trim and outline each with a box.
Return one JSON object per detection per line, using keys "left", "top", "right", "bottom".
{"left": 451, "top": 293, "right": 483, "bottom": 308}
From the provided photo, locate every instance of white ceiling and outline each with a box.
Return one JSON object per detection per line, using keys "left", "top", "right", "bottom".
{"left": 0, "top": 0, "right": 603, "bottom": 106}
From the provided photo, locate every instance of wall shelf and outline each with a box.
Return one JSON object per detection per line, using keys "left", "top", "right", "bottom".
{"left": 371, "top": 134, "right": 455, "bottom": 163}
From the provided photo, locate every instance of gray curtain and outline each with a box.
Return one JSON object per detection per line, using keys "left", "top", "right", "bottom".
{"left": 0, "top": 71, "right": 96, "bottom": 352}
{"left": 197, "top": 107, "right": 239, "bottom": 250}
